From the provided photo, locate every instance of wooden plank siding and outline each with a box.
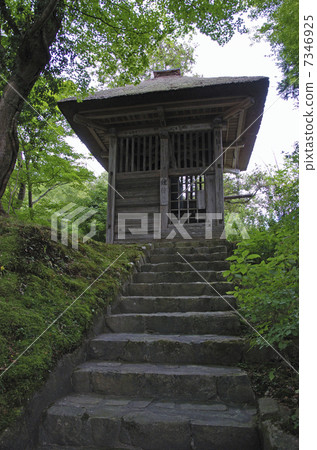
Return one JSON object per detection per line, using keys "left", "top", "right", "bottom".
{"left": 114, "top": 174, "right": 160, "bottom": 241}
{"left": 112, "top": 129, "right": 225, "bottom": 242}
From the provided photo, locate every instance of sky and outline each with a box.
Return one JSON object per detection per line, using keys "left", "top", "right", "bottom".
{"left": 69, "top": 22, "right": 299, "bottom": 176}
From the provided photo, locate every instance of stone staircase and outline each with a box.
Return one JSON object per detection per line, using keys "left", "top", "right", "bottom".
{"left": 38, "top": 240, "right": 260, "bottom": 450}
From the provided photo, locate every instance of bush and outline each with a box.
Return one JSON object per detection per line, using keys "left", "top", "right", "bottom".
{"left": 224, "top": 219, "right": 298, "bottom": 353}
{"left": 223, "top": 149, "right": 299, "bottom": 356}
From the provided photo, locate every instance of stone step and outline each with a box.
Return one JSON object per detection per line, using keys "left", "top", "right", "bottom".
{"left": 39, "top": 394, "right": 259, "bottom": 450}
{"left": 38, "top": 447, "right": 129, "bottom": 450}
{"left": 38, "top": 447, "right": 97, "bottom": 450}
{"left": 72, "top": 361, "right": 255, "bottom": 405}
{"left": 89, "top": 333, "right": 244, "bottom": 366}
{"left": 126, "top": 281, "right": 233, "bottom": 297}
{"left": 104, "top": 311, "right": 240, "bottom": 335}
{"left": 149, "top": 252, "right": 227, "bottom": 263}
{"left": 113, "top": 295, "right": 236, "bottom": 314}
{"left": 153, "top": 239, "right": 226, "bottom": 248}
{"left": 141, "top": 260, "right": 230, "bottom": 272}
{"left": 133, "top": 270, "right": 225, "bottom": 283}
{"left": 151, "top": 245, "right": 227, "bottom": 255}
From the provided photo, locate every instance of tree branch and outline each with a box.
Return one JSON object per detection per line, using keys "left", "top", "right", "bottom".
{"left": 32, "top": 181, "right": 68, "bottom": 205}
{"left": 69, "top": 4, "right": 152, "bottom": 36}
{"left": 30, "top": 0, "right": 61, "bottom": 35}
{"left": 224, "top": 184, "right": 270, "bottom": 204}
{"left": 69, "top": 5, "right": 121, "bottom": 33}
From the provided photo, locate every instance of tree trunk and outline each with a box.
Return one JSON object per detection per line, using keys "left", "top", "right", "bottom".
{"left": 0, "top": 97, "right": 19, "bottom": 212}
{"left": 15, "top": 182, "right": 26, "bottom": 209}
{"left": 0, "top": 0, "right": 63, "bottom": 210}
{"left": 25, "top": 153, "right": 33, "bottom": 210}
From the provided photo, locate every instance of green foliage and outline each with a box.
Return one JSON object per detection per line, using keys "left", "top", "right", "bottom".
{"left": 224, "top": 144, "right": 299, "bottom": 239}
{"left": 0, "top": 216, "right": 144, "bottom": 433}
{"left": 0, "top": 0, "right": 249, "bottom": 92}
{"left": 78, "top": 172, "right": 108, "bottom": 242}
{"left": 224, "top": 167, "right": 274, "bottom": 233}
{"left": 224, "top": 150, "right": 298, "bottom": 353}
{"left": 143, "top": 36, "right": 197, "bottom": 77}
{"left": 248, "top": 0, "right": 299, "bottom": 99}
{"left": 0, "top": 0, "right": 250, "bottom": 208}
{"left": 1, "top": 76, "right": 94, "bottom": 216}
{"left": 4, "top": 171, "right": 108, "bottom": 243}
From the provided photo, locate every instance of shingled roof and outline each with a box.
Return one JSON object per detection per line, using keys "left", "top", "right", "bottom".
{"left": 58, "top": 74, "right": 269, "bottom": 171}
{"left": 59, "top": 75, "right": 267, "bottom": 103}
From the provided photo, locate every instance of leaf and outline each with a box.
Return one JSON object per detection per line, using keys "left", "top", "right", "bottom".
{"left": 226, "top": 255, "right": 238, "bottom": 261}
{"left": 268, "top": 369, "right": 275, "bottom": 381}
{"left": 246, "top": 254, "right": 261, "bottom": 259}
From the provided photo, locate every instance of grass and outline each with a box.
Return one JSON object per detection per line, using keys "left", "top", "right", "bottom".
{"left": 0, "top": 216, "right": 145, "bottom": 434}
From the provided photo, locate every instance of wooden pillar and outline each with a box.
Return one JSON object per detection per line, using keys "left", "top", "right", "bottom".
{"left": 160, "top": 134, "right": 169, "bottom": 232}
{"left": 205, "top": 173, "right": 215, "bottom": 214}
{"left": 106, "top": 135, "right": 117, "bottom": 243}
{"left": 213, "top": 124, "right": 224, "bottom": 228}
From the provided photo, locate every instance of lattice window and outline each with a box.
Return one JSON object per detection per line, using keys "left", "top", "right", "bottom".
{"left": 169, "top": 131, "right": 213, "bottom": 169}
{"left": 170, "top": 175, "right": 206, "bottom": 223}
{"left": 117, "top": 136, "right": 160, "bottom": 173}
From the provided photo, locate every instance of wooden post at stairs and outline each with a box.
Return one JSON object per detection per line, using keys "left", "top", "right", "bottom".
{"left": 106, "top": 135, "right": 117, "bottom": 243}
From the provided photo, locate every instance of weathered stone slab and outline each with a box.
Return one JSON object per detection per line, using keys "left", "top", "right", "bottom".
{"left": 89, "top": 333, "right": 244, "bottom": 365}
{"left": 133, "top": 270, "right": 224, "bottom": 283}
{"left": 126, "top": 281, "right": 234, "bottom": 297}
{"left": 191, "top": 421, "right": 259, "bottom": 450}
{"left": 149, "top": 252, "right": 227, "bottom": 263}
{"left": 104, "top": 311, "right": 240, "bottom": 335}
{"left": 150, "top": 245, "right": 227, "bottom": 255}
{"left": 40, "top": 394, "right": 259, "bottom": 449}
{"left": 72, "top": 361, "right": 255, "bottom": 405}
{"left": 113, "top": 295, "right": 236, "bottom": 314}
{"left": 258, "top": 397, "right": 280, "bottom": 421}
{"left": 153, "top": 240, "right": 226, "bottom": 249}
{"left": 141, "top": 260, "right": 230, "bottom": 272}
{"left": 260, "top": 420, "right": 299, "bottom": 450}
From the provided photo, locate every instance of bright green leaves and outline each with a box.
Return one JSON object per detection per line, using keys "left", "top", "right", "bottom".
{"left": 162, "top": 0, "right": 248, "bottom": 44}
{"left": 0, "top": 0, "right": 299, "bottom": 97}
{"left": 143, "top": 36, "right": 197, "bottom": 78}
{"left": 247, "top": 0, "right": 299, "bottom": 99}
{"left": 224, "top": 145, "right": 299, "bottom": 237}
{"left": 1, "top": 74, "right": 94, "bottom": 216}
{"left": 224, "top": 151, "right": 298, "bottom": 353}
{"left": 64, "top": 0, "right": 173, "bottom": 87}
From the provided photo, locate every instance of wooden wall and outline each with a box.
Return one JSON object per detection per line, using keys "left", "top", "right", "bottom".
{"left": 107, "top": 127, "right": 225, "bottom": 243}
{"left": 114, "top": 173, "right": 160, "bottom": 241}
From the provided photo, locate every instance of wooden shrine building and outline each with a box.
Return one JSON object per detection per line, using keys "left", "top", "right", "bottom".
{"left": 59, "top": 70, "right": 268, "bottom": 243}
